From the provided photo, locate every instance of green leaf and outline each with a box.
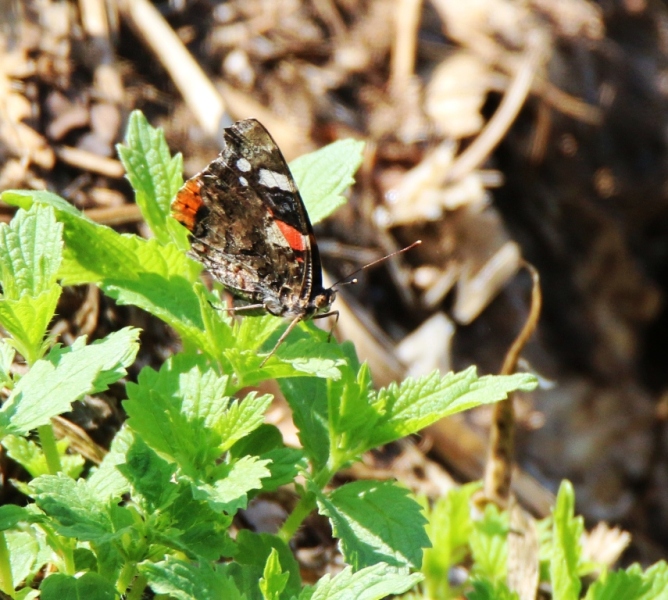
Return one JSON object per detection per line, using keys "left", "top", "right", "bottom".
{"left": 290, "top": 138, "right": 364, "bottom": 224}
{"left": 216, "top": 393, "right": 272, "bottom": 453}
{"left": 6, "top": 529, "right": 40, "bottom": 591}
{"left": 279, "top": 376, "right": 330, "bottom": 469}
{"left": 0, "top": 285, "right": 61, "bottom": 364}
{"left": 639, "top": 561, "right": 668, "bottom": 600}
{"left": 160, "top": 486, "right": 234, "bottom": 561}
{"left": 0, "top": 339, "right": 16, "bottom": 387}
{"left": 0, "top": 505, "right": 35, "bottom": 530}
{"left": 551, "top": 481, "right": 583, "bottom": 600}
{"left": 233, "top": 313, "right": 283, "bottom": 354}
{"left": 303, "top": 564, "right": 423, "bottom": 600}
{"left": 0, "top": 327, "right": 140, "bottom": 436}
{"left": 230, "top": 424, "right": 306, "bottom": 491}
{"left": 191, "top": 455, "right": 271, "bottom": 513}
{"left": 327, "top": 360, "right": 377, "bottom": 464}
{"left": 234, "top": 531, "right": 301, "bottom": 600}
{"left": 29, "top": 474, "right": 122, "bottom": 542}
{"left": 367, "top": 368, "right": 537, "bottom": 450}
{"left": 259, "top": 548, "right": 289, "bottom": 600}
{"left": 314, "top": 480, "right": 429, "bottom": 570}
{"left": 117, "top": 110, "right": 185, "bottom": 246}
{"left": 584, "top": 568, "right": 650, "bottom": 600}
{"left": 470, "top": 503, "right": 508, "bottom": 581}
{"left": 86, "top": 425, "right": 134, "bottom": 501}
{"left": 124, "top": 354, "right": 231, "bottom": 469}
{"left": 3, "top": 435, "right": 84, "bottom": 478}
{"left": 140, "top": 556, "right": 243, "bottom": 600}
{"left": 40, "top": 572, "right": 117, "bottom": 600}
{"left": 116, "top": 435, "right": 178, "bottom": 512}
{"left": 422, "top": 482, "right": 480, "bottom": 596}
{"left": 1, "top": 190, "right": 227, "bottom": 358}
{"left": 0, "top": 204, "right": 62, "bottom": 299}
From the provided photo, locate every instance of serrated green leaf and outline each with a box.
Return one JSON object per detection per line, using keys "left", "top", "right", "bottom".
{"left": 584, "top": 568, "right": 650, "bottom": 600}
{"left": 124, "top": 355, "right": 230, "bottom": 469}
{"left": 0, "top": 204, "right": 62, "bottom": 299}
{"left": 367, "top": 368, "right": 537, "bottom": 450}
{"left": 551, "top": 481, "right": 583, "bottom": 600}
{"left": 290, "top": 138, "right": 364, "bottom": 224}
{"left": 314, "top": 480, "right": 429, "bottom": 570}
{"left": 0, "top": 285, "right": 61, "bottom": 364}
{"left": 140, "top": 556, "right": 243, "bottom": 600}
{"left": 191, "top": 455, "right": 271, "bottom": 513}
{"left": 40, "top": 572, "right": 117, "bottom": 600}
{"left": 304, "top": 564, "right": 423, "bottom": 600}
{"left": 0, "top": 327, "right": 140, "bottom": 436}
{"left": 117, "top": 110, "right": 184, "bottom": 245}
{"left": 470, "top": 503, "right": 508, "bottom": 581}
{"left": 216, "top": 392, "right": 272, "bottom": 452}
{"left": 29, "top": 474, "right": 120, "bottom": 542}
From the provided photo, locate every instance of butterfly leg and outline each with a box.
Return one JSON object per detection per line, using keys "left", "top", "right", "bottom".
{"left": 208, "top": 301, "right": 265, "bottom": 313}
{"left": 259, "top": 314, "right": 304, "bottom": 367}
{"left": 312, "top": 310, "right": 339, "bottom": 342}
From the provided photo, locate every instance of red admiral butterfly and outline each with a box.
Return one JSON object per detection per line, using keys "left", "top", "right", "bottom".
{"left": 171, "top": 118, "right": 419, "bottom": 364}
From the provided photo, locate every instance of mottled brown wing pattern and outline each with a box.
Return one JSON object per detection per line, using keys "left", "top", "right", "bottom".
{"left": 171, "top": 119, "right": 316, "bottom": 317}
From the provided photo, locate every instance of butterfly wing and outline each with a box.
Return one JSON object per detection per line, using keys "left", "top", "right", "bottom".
{"left": 171, "top": 119, "right": 317, "bottom": 315}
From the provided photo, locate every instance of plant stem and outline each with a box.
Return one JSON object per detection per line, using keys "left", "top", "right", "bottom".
{"left": 117, "top": 562, "right": 138, "bottom": 596}
{"left": 0, "top": 532, "right": 14, "bottom": 596}
{"left": 277, "top": 493, "right": 316, "bottom": 543}
{"left": 125, "top": 573, "right": 147, "bottom": 600}
{"left": 38, "top": 424, "right": 62, "bottom": 474}
{"left": 277, "top": 467, "right": 334, "bottom": 543}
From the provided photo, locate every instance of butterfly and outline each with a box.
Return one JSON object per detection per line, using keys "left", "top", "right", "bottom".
{"left": 171, "top": 119, "right": 337, "bottom": 363}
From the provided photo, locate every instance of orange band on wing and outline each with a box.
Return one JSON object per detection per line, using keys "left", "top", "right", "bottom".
{"left": 171, "top": 179, "right": 203, "bottom": 231}
{"left": 274, "top": 218, "right": 306, "bottom": 258}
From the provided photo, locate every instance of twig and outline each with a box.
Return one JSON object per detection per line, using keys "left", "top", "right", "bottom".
{"left": 482, "top": 262, "right": 542, "bottom": 508}
{"left": 79, "top": 0, "right": 124, "bottom": 102}
{"left": 83, "top": 204, "right": 143, "bottom": 226}
{"left": 56, "top": 145, "right": 125, "bottom": 178}
{"left": 118, "top": 0, "right": 227, "bottom": 141}
{"left": 390, "top": 0, "right": 422, "bottom": 96}
{"left": 447, "top": 32, "right": 547, "bottom": 184}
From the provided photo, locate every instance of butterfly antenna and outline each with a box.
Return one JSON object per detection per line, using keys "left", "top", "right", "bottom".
{"left": 330, "top": 240, "right": 421, "bottom": 289}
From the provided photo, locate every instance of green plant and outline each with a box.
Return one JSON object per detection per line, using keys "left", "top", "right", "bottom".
{"left": 409, "top": 480, "right": 668, "bottom": 600}
{"left": 0, "top": 111, "right": 538, "bottom": 599}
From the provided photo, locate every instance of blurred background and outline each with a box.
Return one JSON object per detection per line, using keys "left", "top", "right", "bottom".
{"left": 2, "top": 0, "right": 668, "bottom": 565}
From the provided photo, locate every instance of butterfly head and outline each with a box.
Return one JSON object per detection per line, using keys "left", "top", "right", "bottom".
{"left": 309, "top": 287, "right": 337, "bottom": 316}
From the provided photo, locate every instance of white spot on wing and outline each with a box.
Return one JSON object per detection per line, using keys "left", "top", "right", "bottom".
{"left": 259, "top": 169, "right": 293, "bottom": 192}
{"left": 236, "top": 157, "right": 252, "bottom": 172}
{"left": 239, "top": 176, "right": 249, "bottom": 186}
